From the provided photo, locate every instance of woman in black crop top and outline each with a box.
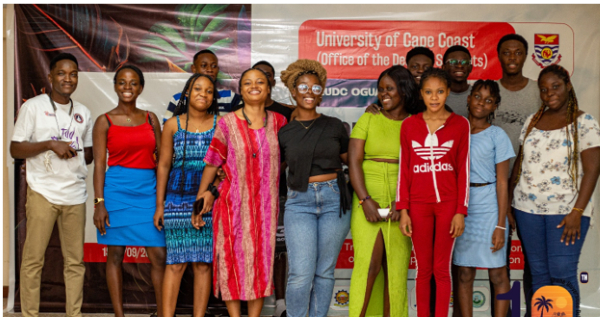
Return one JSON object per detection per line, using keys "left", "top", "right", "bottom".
{"left": 278, "top": 59, "right": 351, "bottom": 317}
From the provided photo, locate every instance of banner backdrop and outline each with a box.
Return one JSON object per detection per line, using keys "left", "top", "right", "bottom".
{"left": 7, "top": 3, "right": 600, "bottom": 316}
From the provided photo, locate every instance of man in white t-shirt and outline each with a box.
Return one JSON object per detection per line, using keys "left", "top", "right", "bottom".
{"left": 10, "top": 53, "right": 93, "bottom": 317}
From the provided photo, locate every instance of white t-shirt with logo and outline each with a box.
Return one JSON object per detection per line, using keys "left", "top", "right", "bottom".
{"left": 12, "top": 94, "right": 93, "bottom": 205}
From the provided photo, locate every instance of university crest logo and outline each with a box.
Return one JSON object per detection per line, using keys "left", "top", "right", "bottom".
{"left": 333, "top": 289, "right": 349, "bottom": 307}
{"left": 532, "top": 34, "right": 561, "bottom": 68}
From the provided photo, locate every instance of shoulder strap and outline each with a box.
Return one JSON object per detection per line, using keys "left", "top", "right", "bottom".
{"left": 105, "top": 113, "right": 113, "bottom": 127}
{"left": 146, "top": 111, "right": 150, "bottom": 123}
{"left": 176, "top": 115, "right": 182, "bottom": 130}
{"left": 213, "top": 114, "right": 218, "bottom": 127}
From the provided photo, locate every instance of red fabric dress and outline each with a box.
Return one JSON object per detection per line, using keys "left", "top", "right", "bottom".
{"left": 204, "top": 111, "right": 287, "bottom": 301}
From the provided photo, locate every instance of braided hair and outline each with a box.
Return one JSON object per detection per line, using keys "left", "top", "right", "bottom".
{"left": 514, "top": 64, "right": 580, "bottom": 193}
{"left": 469, "top": 79, "right": 501, "bottom": 123}
{"left": 172, "top": 73, "right": 218, "bottom": 197}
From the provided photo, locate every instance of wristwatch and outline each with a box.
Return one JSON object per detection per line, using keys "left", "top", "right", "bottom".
{"left": 94, "top": 198, "right": 105, "bottom": 205}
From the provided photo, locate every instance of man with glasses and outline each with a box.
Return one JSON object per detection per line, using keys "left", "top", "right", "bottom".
{"left": 442, "top": 45, "right": 472, "bottom": 118}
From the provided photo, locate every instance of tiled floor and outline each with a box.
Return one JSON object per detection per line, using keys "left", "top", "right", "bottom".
{"left": 2, "top": 297, "right": 278, "bottom": 317}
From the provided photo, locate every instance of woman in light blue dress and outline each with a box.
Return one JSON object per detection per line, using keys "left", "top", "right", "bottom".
{"left": 452, "top": 80, "right": 515, "bottom": 317}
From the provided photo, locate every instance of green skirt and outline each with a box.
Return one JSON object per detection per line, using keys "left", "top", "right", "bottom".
{"left": 349, "top": 160, "right": 411, "bottom": 317}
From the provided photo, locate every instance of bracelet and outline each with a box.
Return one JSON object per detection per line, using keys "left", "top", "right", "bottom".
{"left": 572, "top": 207, "right": 584, "bottom": 214}
{"left": 495, "top": 225, "right": 506, "bottom": 231}
{"left": 359, "top": 195, "right": 371, "bottom": 205}
{"left": 208, "top": 183, "right": 220, "bottom": 199}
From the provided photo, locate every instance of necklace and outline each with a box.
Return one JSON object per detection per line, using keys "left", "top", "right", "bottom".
{"left": 296, "top": 117, "right": 318, "bottom": 129}
{"left": 241, "top": 107, "right": 268, "bottom": 158}
{"left": 47, "top": 94, "right": 74, "bottom": 141}
{"left": 127, "top": 117, "right": 131, "bottom": 123}
{"left": 382, "top": 109, "right": 409, "bottom": 121}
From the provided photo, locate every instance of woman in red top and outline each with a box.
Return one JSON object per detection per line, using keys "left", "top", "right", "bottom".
{"left": 397, "top": 68, "right": 470, "bottom": 317}
{"left": 92, "top": 65, "right": 166, "bottom": 316}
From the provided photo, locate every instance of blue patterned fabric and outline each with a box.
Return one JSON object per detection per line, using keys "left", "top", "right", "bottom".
{"left": 164, "top": 115, "right": 216, "bottom": 264}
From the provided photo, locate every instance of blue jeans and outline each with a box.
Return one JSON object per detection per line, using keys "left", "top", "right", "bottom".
{"left": 515, "top": 209, "right": 590, "bottom": 316}
{"left": 284, "top": 180, "right": 351, "bottom": 317}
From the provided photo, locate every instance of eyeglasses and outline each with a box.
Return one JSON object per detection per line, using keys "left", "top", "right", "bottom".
{"left": 445, "top": 59, "right": 471, "bottom": 66}
{"left": 297, "top": 84, "right": 323, "bottom": 95}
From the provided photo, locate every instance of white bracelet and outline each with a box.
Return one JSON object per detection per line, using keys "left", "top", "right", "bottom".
{"left": 495, "top": 225, "right": 506, "bottom": 230}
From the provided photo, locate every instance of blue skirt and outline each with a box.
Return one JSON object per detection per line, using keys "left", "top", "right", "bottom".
{"left": 453, "top": 213, "right": 508, "bottom": 268}
{"left": 97, "top": 166, "right": 165, "bottom": 247}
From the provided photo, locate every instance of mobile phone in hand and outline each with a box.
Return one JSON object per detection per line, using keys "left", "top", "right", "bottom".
{"left": 193, "top": 198, "right": 204, "bottom": 215}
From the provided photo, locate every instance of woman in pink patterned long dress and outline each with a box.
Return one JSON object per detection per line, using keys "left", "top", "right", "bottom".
{"left": 194, "top": 68, "right": 287, "bottom": 317}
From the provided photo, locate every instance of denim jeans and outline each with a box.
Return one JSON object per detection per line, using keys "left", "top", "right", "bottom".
{"left": 284, "top": 179, "right": 351, "bottom": 317}
{"left": 514, "top": 209, "right": 590, "bottom": 316}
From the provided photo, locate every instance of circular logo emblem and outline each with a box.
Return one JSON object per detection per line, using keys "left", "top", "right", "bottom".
{"left": 334, "top": 290, "right": 349, "bottom": 307}
{"left": 74, "top": 113, "right": 84, "bottom": 123}
{"left": 473, "top": 291, "right": 486, "bottom": 309}
{"left": 541, "top": 47, "right": 554, "bottom": 60}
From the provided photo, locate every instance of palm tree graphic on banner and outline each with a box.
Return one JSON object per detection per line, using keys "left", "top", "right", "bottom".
{"left": 534, "top": 295, "right": 553, "bottom": 317}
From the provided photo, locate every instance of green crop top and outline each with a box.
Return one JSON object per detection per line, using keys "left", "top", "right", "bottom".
{"left": 350, "top": 112, "right": 405, "bottom": 160}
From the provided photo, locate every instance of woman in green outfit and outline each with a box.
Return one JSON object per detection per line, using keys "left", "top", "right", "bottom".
{"left": 348, "top": 65, "right": 423, "bottom": 317}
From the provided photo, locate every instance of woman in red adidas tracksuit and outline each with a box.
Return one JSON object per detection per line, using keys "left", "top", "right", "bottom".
{"left": 397, "top": 68, "right": 470, "bottom": 317}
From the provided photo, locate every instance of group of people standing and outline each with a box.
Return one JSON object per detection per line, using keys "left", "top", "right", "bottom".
{"left": 11, "top": 31, "right": 600, "bottom": 318}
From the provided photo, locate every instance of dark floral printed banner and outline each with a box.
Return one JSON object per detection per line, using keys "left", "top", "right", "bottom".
{"left": 13, "top": 4, "right": 250, "bottom": 314}
{"left": 15, "top": 4, "right": 251, "bottom": 112}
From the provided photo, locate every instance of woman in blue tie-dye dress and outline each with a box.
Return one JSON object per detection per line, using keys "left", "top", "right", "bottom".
{"left": 154, "top": 74, "right": 221, "bottom": 317}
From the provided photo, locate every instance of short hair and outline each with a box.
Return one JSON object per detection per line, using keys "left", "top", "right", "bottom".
{"left": 470, "top": 79, "right": 501, "bottom": 105}
{"left": 419, "top": 67, "right": 451, "bottom": 90}
{"left": 113, "top": 64, "right": 145, "bottom": 88}
{"left": 443, "top": 45, "right": 471, "bottom": 62}
{"left": 406, "top": 47, "right": 435, "bottom": 65}
{"left": 49, "top": 53, "right": 78, "bottom": 71}
{"left": 280, "top": 59, "right": 327, "bottom": 92}
{"left": 497, "top": 34, "right": 528, "bottom": 55}
{"left": 238, "top": 67, "right": 270, "bottom": 95}
{"left": 252, "top": 60, "right": 275, "bottom": 74}
{"left": 193, "top": 49, "right": 217, "bottom": 64}
{"left": 377, "top": 65, "right": 422, "bottom": 114}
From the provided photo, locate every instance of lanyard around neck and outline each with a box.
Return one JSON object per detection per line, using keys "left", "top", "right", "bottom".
{"left": 47, "top": 94, "right": 75, "bottom": 141}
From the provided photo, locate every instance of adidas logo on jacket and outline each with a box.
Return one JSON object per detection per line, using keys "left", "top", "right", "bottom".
{"left": 396, "top": 112, "right": 470, "bottom": 215}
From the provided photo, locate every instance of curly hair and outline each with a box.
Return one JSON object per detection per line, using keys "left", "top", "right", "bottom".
{"left": 280, "top": 59, "right": 328, "bottom": 92}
